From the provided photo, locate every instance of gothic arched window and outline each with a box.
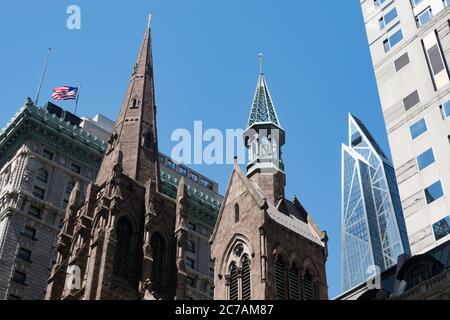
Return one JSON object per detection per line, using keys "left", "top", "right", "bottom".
{"left": 36, "top": 168, "right": 48, "bottom": 183}
{"left": 113, "top": 217, "right": 133, "bottom": 280}
{"left": 241, "top": 255, "right": 251, "bottom": 300}
{"left": 150, "top": 233, "right": 165, "bottom": 293}
{"left": 303, "top": 271, "right": 315, "bottom": 300}
{"left": 234, "top": 203, "right": 240, "bottom": 223}
{"left": 229, "top": 263, "right": 239, "bottom": 300}
{"left": 130, "top": 98, "right": 139, "bottom": 109}
{"left": 289, "top": 265, "right": 300, "bottom": 300}
{"left": 275, "top": 256, "right": 287, "bottom": 300}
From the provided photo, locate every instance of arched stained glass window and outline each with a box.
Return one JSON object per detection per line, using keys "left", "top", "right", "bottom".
{"left": 150, "top": 233, "right": 165, "bottom": 293}
{"left": 241, "top": 255, "right": 251, "bottom": 300}
{"left": 113, "top": 217, "right": 133, "bottom": 279}
{"left": 275, "top": 256, "right": 287, "bottom": 300}
{"left": 229, "top": 263, "right": 239, "bottom": 300}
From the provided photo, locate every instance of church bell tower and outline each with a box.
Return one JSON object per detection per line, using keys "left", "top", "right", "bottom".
{"left": 244, "top": 54, "right": 286, "bottom": 204}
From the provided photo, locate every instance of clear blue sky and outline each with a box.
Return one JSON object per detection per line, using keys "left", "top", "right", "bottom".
{"left": 0, "top": 1, "right": 391, "bottom": 298}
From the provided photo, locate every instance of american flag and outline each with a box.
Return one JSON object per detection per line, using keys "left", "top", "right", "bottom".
{"left": 51, "top": 86, "right": 78, "bottom": 101}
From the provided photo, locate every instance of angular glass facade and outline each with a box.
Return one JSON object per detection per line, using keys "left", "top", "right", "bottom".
{"left": 341, "top": 114, "right": 411, "bottom": 292}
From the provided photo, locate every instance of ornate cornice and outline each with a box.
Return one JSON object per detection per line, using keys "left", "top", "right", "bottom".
{"left": 0, "top": 98, "right": 106, "bottom": 169}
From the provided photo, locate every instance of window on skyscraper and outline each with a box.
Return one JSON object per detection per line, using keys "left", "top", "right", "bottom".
{"left": 32, "top": 186, "right": 45, "bottom": 200}
{"left": 440, "top": 101, "right": 450, "bottom": 119}
{"left": 410, "top": 118, "right": 427, "bottom": 139}
{"left": 425, "top": 181, "right": 444, "bottom": 204}
{"left": 374, "top": 0, "right": 387, "bottom": 8}
{"left": 416, "top": 7, "right": 433, "bottom": 27}
{"left": 410, "top": 0, "right": 424, "bottom": 8}
{"left": 423, "top": 31, "right": 449, "bottom": 90}
{"left": 417, "top": 148, "right": 435, "bottom": 171}
{"left": 383, "top": 29, "right": 404, "bottom": 53}
{"left": 36, "top": 168, "right": 49, "bottom": 183}
{"left": 432, "top": 216, "right": 450, "bottom": 241}
{"left": 379, "top": 8, "right": 398, "bottom": 30}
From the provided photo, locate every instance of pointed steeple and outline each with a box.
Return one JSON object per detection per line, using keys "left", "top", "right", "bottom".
{"left": 247, "top": 53, "right": 282, "bottom": 129}
{"left": 96, "top": 18, "right": 160, "bottom": 186}
{"left": 243, "top": 55, "right": 286, "bottom": 203}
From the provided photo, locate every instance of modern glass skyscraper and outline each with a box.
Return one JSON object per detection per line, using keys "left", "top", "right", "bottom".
{"left": 341, "top": 114, "right": 411, "bottom": 292}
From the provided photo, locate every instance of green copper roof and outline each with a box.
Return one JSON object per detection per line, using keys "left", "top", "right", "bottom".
{"left": 0, "top": 98, "right": 107, "bottom": 169}
{"left": 247, "top": 72, "right": 281, "bottom": 128}
{"left": 0, "top": 98, "right": 107, "bottom": 152}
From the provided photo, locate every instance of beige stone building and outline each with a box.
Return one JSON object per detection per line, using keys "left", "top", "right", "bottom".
{"left": 360, "top": 0, "right": 450, "bottom": 255}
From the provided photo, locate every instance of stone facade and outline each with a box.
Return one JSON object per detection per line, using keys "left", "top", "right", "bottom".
{"left": 45, "top": 21, "right": 222, "bottom": 301}
{"left": 211, "top": 65, "right": 329, "bottom": 300}
{"left": 0, "top": 100, "right": 106, "bottom": 300}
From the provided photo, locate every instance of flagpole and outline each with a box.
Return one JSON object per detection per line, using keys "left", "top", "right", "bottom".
{"left": 73, "top": 86, "right": 81, "bottom": 115}
{"left": 35, "top": 48, "right": 52, "bottom": 106}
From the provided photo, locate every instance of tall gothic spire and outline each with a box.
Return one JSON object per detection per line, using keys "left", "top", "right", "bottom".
{"left": 96, "top": 18, "right": 160, "bottom": 186}
{"left": 247, "top": 53, "right": 282, "bottom": 129}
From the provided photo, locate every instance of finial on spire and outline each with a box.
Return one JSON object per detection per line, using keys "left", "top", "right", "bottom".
{"left": 147, "top": 13, "right": 152, "bottom": 29}
{"left": 259, "top": 52, "right": 263, "bottom": 74}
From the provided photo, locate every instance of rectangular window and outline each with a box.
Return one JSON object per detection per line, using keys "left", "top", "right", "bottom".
{"left": 166, "top": 160, "right": 176, "bottom": 170}
{"left": 445, "top": 0, "right": 450, "bottom": 8}
{"left": 18, "top": 248, "right": 32, "bottom": 262}
{"left": 201, "top": 178, "right": 213, "bottom": 190}
{"left": 417, "top": 148, "right": 435, "bottom": 171}
{"left": 379, "top": 8, "right": 398, "bottom": 30}
{"left": 410, "top": 118, "right": 427, "bottom": 139}
{"left": 416, "top": 7, "right": 432, "bottom": 27}
{"left": 433, "top": 216, "right": 450, "bottom": 241}
{"left": 384, "top": 29, "right": 404, "bottom": 53}
{"left": 23, "top": 227, "right": 36, "bottom": 240}
{"left": 423, "top": 31, "right": 450, "bottom": 90}
{"left": 425, "top": 181, "right": 444, "bottom": 204}
{"left": 374, "top": 0, "right": 387, "bottom": 7}
{"left": 411, "top": 0, "right": 424, "bottom": 7}
{"left": 187, "top": 277, "right": 196, "bottom": 288}
{"left": 186, "top": 257, "right": 195, "bottom": 270}
{"left": 158, "top": 155, "right": 165, "bottom": 165}
{"left": 177, "top": 166, "right": 188, "bottom": 176}
{"left": 42, "top": 149, "right": 54, "bottom": 161}
{"left": 12, "top": 271, "right": 26, "bottom": 285}
{"left": 70, "top": 163, "right": 81, "bottom": 174}
{"left": 190, "top": 172, "right": 199, "bottom": 182}
{"left": 441, "top": 101, "right": 450, "bottom": 119}
{"left": 32, "top": 186, "right": 45, "bottom": 200}
{"left": 403, "top": 90, "right": 420, "bottom": 111}
{"left": 394, "top": 52, "right": 410, "bottom": 72}
{"left": 28, "top": 206, "right": 42, "bottom": 218}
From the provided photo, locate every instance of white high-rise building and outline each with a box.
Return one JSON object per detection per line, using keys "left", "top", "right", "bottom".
{"left": 360, "top": 0, "right": 450, "bottom": 254}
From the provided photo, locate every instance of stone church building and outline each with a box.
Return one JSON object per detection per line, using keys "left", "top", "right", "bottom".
{"left": 45, "top": 19, "right": 329, "bottom": 300}
{"left": 210, "top": 58, "right": 329, "bottom": 300}
{"left": 45, "top": 21, "right": 200, "bottom": 300}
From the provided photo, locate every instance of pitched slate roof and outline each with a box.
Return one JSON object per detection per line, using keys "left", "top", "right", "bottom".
{"left": 249, "top": 180, "right": 324, "bottom": 246}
